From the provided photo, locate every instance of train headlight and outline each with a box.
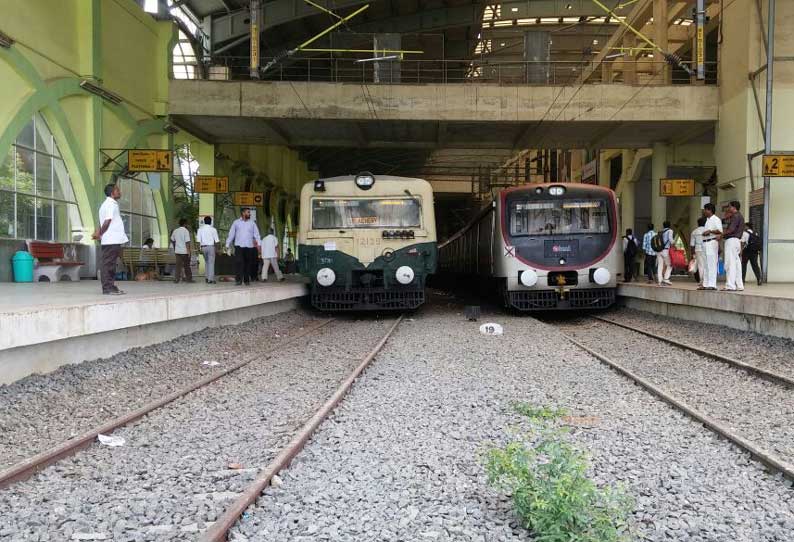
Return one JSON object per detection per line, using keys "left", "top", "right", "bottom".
{"left": 316, "top": 268, "right": 336, "bottom": 287}
{"left": 395, "top": 265, "right": 415, "bottom": 285}
{"left": 355, "top": 172, "right": 375, "bottom": 190}
{"left": 593, "top": 267, "right": 611, "bottom": 285}
{"left": 549, "top": 185, "right": 566, "bottom": 196}
{"left": 519, "top": 269, "right": 538, "bottom": 287}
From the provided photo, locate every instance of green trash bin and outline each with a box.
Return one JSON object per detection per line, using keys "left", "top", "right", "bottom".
{"left": 12, "top": 251, "right": 34, "bottom": 282}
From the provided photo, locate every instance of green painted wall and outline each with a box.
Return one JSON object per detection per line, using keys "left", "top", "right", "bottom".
{"left": 0, "top": 0, "right": 175, "bottom": 253}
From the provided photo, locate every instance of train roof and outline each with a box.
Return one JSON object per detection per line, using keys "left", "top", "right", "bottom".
{"left": 310, "top": 175, "right": 431, "bottom": 184}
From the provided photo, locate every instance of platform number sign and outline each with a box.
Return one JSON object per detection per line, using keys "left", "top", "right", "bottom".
{"left": 127, "top": 150, "right": 172, "bottom": 172}
{"left": 233, "top": 192, "right": 264, "bottom": 206}
{"left": 763, "top": 155, "right": 794, "bottom": 177}
{"left": 195, "top": 176, "right": 229, "bottom": 193}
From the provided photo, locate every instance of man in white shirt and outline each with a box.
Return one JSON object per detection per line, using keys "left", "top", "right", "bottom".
{"left": 170, "top": 218, "right": 194, "bottom": 283}
{"left": 701, "top": 203, "right": 723, "bottom": 290}
{"left": 92, "top": 183, "right": 128, "bottom": 295}
{"left": 690, "top": 217, "right": 706, "bottom": 286}
{"left": 225, "top": 208, "right": 261, "bottom": 285}
{"left": 656, "top": 220, "right": 674, "bottom": 286}
{"left": 260, "top": 228, "right": 284, "bottom": 282}
{"left": 196, "top": 216, "right": 220, "bottom": 284}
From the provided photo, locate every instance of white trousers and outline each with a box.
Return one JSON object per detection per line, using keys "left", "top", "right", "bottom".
{"left": 261, "top": 257, "right": 283, "bottom": 281}
{"left": 656, "top": 250, "right": 672, "bottom": 283}
{"left": 703, "top": 241, "right": 719, "bottom": 289}
{"left": 695, "top": 251, "right": 706, "bottom": 285}
{"left": 724, "top": 237, "right": 744, "bottom": 290}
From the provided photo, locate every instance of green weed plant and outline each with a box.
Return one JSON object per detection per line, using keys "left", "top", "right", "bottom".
{"left": 512, "top": 402, "right": 569, "bottom": 422}
{"left": 486, "top": 405, "right": 634, "bottom": 542}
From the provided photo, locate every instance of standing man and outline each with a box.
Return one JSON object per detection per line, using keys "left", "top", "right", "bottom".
{"left": 741, "top": 222, "right": 763, "bottom": 286}
{"left": 690, "top": 217, "right": 707, "bottom": 286}
{"left": 226, "top": 207, "right": 260, "bottom": 286}
{"left": 722, "top": 200, "right": 745, "bottom": 291}
{"left": 656, "top": 221, "right": 674, "bottom": 286}
{"left": 642, "top": 223, "right": 657, "bottom": 284}
{"left": 197, "top": 216, "right": 220, "bottom": 284}
{"left": 92, "top": 183, "right": 128, "bottom": 295}
{"left": 260, "top": 228, "right": 284, "bottom": 282}
{"left": 701, "top": 203, "right": 723, "bottom": 291}
{"left": 622, "top": 228, "right": 638, "bottom": 282}
{"left": 171, "top": 218, "right": 194, "bottom": 284}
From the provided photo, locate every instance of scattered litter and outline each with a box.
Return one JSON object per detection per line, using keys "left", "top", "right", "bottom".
{"left": 202, "top": 360, "right": 220, "bottom": 367}
{"left": 271, "top": 474, "right": 284, "bottom": 488}
{"left": 97, "top": 434, "right": 125, "bottom": 447}
{"left": 561, "top": 415, "right": 600, "bottom": 427}
{"left": 479, "top": 323, "right": 504, "bottom": 336}
{"left": 228, "top": 463, "right": 243, "bottom": 470}
{"left": 71, "top": 534, "right": 108, "bottom": 541}
{"left": 405, "top": 318, "right": 415, "bottom": 322}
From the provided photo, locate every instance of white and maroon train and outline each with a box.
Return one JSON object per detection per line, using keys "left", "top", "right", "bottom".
{"left": 439, "top": 183, "right": 621, "bottom": 311}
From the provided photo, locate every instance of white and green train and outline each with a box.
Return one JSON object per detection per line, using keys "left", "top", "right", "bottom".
{"left": 298, "top": 173, "right": 437, "bottom": 311}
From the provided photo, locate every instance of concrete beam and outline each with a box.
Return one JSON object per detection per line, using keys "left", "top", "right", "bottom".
{"left": 170, "top": 80, "right": 720, "bottom": 123}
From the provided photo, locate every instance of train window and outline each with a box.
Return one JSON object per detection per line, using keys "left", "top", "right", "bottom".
{"left": 312, "top": 198, "right": 422, "bottom": 229}
{"left": 510, "top": 199, "right": 609, "bottom": 236}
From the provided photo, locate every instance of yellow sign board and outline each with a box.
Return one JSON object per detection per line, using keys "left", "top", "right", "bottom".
{"left": 194, "top": 176, "right": 229, "bottom": 193}
{"left": 696, "top": 26, "right": 704, "bottom": 65}
{"left": 660, "top": 178, "right": 695, "bottom": 197}
{"left": 233, "top": 192, "right": 264, "bottom": 206}
{"left": 762, "top": 154, "right": 794, "bottom": 177}
{"left": 128, "top": 150, "right": 172, "bottom": 172}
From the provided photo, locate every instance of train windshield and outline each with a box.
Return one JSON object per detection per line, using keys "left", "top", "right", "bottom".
{"left": 509, "top": 199, "right": 610, "bottom": 236}
{"left": 312, "top": 198, "right": 422, "bottom": 229}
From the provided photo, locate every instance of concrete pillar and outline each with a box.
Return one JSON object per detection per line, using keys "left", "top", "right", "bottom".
{"left": 651, "top": 142, "right": 668, "bottom": 228}
{"left": 373, "top": 34, "right": 401, "bottom": 83}
{"left": 601, "top": 61, "right": 613, "bottom": 83}
{"left": 653, "top": 0, "right": 671, "bottom": 84}
{"left": 620, "top": 149, "right": 637, "bottom": 233}
{"left": 623, "top": 34, "right": 637, "bottom": 85}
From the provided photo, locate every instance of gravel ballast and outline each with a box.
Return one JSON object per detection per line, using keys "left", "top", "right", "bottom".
{"left": 0, "top": 318, "right": 394, "bottom": 541}
{"left": 604, "top": 307, "right": 794, "bottom": 379}
{"left": 0, "top": 309, "right": 321, "bottom": 472}
{"left": 228, "top": 301, "right": 794, "bottom": 542}
{"left": 561, "top": 317, "right": 794, "bottom": 462}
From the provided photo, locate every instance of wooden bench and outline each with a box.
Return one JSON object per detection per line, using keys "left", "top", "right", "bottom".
{"left": 28, "top": 241, "right": 83, "bottom": 282}
{"left": 121, "top": 248, "right": 158, "bottom": 277}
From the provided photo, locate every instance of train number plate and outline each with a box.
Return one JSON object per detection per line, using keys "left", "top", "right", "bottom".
{"left": 544, "top": 240, "right": 579, "bottom": 258}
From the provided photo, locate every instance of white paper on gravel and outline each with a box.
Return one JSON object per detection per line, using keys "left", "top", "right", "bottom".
{"left": 97, "top": 434, "right": 125, "bottom": 447}
{"left": 479, "top": 323, "right": 504, "bottom": 336}
{"left": 202, "top": 360, "right": 220, "bottom": 366}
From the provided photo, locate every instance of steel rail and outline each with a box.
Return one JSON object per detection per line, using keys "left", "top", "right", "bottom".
{"left": 559, "top": 327, "right": 794, "bottom": 483}
{"left": 0, "top": 319, "right": 334, "bottom": 490}
{"left": 200, "top": 315, "right": 403, "bottom": 542}
{"left": 591, "top": 315, "right": 794, "bottom": 388}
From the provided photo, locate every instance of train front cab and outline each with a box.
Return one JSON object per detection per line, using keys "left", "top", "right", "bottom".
{"left": 497, "top": 184, "right": 620, "bottom": 311}
{"left": 298, "top": 175, "right": 437, "bottom": 311}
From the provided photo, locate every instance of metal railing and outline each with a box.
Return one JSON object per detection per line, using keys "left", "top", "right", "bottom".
{"left": 201, "top": 57, "right": 718, "bottom": 86}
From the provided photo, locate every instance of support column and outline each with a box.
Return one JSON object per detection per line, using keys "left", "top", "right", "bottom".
{"left": 601, "top": 61, "right": 613, "bottom": 83}
{"left": 249, "top": 0, "right": 261, "bottom": 79}
{"left": 653, "top": 0, "right": 671, "bottom": 84}
{"left": 620, "top": 150, "right": 637, "bottom": 233}
{"left": 623, "top": 34, "right": 637, "bottom": 85}
{"left": 651, "top": 142, "right": 668, "bottom": 228}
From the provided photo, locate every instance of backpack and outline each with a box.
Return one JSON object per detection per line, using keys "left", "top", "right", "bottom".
{"left": 650, "top": 229, "right": 668, "bottom": 252}
{"left": 624, "top": 236, "right": 638, "bottom": 258}
{"left": 746, "top": 230, "right": 762, "bottom": 252}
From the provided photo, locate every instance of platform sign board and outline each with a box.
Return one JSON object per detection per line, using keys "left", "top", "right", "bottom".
{"left": 581, "top": 159, "right": 598, "bottom": 185}
{"left": 762, "top": 154, "right": 794, "bottom": 177}
{"left": 128, "top": 150, "right": 172, "bottom": 172}
{"left": 660, "top": 178, "right": 695, "bottom": 197}
{"left": 233, "top": 192, "right": 264, "bottom": 206}
{"left": 194, "top": 176, "right": 229, "bottom": 193}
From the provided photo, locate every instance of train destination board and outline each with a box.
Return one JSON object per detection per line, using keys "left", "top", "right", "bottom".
{"left": 194, "top": 176, "right": 229, "bottom": 193}
{"left": 233, "top": 192, "right": 264, "bottom": 206}
{"left": 660, "top": 178, "right": 695, "bottom": 197}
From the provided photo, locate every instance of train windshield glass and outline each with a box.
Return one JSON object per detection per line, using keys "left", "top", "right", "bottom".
{"left": 312, "top": 198, "right": 421, "bottom": 229}
{"left": 509, "top": 199, "right": 609, "bottom": 236}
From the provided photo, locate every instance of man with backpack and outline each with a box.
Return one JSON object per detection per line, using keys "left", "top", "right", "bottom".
{"left": 641, "top": 224, "right": 657, "bottom": 284}
{"left": 652, "top": 220, "right": 674, "bottom": 286}
{"left": 622, "top": 228, "right": 639, "bottom": 282}
{"left": 741, "top": 222, "right": 762, "bottom": 286}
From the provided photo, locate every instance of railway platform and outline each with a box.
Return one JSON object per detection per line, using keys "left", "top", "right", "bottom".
{"left": 617, "top": 279, "right": 794, "bottom": 341}
{"left": 0, "top": 279, "right": 307, "bottom": 385}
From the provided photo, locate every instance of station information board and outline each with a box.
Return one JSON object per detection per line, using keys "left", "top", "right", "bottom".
{"left": 660, "top": 178, "right": 695, "bottom": 197}
{"left": 762, "top": 154, "right": 794, "bottom": 177}
{"left": 194, "top": 176, "right": 229, "bottom": 193}
{"left": 128, "top": 150, "right": 172, "bottom": 172}
{"left": 233, "top": 192, "right": 264, "bottom": 206}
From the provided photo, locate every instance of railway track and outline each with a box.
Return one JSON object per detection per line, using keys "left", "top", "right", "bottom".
{"left": 555, "top": 315, "right": 794, "bottom": 482}
{"left": 0, "top": 318, "right": 334, "bottom": 489}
